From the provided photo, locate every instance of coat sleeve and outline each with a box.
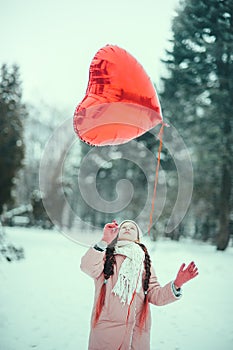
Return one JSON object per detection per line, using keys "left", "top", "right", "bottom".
{"left": 80, "top": 247, "right": 105, "bottom": 279}
{"left": 148, "top": 266, "right": 181, "bottom": 306}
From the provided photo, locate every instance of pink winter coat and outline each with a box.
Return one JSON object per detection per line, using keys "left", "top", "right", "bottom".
{"left": 80, "top": 247, "right": 181, "bottom": 350}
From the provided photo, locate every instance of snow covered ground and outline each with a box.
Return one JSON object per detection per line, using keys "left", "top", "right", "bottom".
{"left": 0, "top": 227, "right": 233, "bottom": 350}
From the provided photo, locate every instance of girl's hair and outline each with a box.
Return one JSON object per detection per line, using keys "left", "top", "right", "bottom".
{"left": 93, "top": 242, "right": 151, "bottom": 330}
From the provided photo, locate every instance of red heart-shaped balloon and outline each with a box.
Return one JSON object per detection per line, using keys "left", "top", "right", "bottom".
{"left": 73, "top": 45, "right": 163, "bottom": 146}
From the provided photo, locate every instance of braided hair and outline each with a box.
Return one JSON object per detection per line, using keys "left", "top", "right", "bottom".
{"left": 93, "top": 242, "right": 151, "bottom": 329}
{"left": 136, "top": 242, "right": 151, "bottom": 329}
{"left": 93, "top": 246, "right": 116, "bottom": 326}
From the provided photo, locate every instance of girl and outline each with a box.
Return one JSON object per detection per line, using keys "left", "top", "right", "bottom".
{"left": 80, "top": 220, "right": 198, "bottom": 350}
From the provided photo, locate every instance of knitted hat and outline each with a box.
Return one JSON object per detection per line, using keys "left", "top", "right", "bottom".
{"left": 118, "top": 220, "right": 143, "bottom": 241}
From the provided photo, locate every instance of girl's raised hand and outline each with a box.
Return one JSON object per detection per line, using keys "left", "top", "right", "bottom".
{"left": 101, "top": 220, "right": 119, "bottom": 244}
{"left": 174, "top": 261, "right": 199, "bottom": 289}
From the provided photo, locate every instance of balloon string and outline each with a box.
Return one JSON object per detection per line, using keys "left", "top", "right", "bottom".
{"left": 148, "top": 123, "right": 165, "bottom": 236}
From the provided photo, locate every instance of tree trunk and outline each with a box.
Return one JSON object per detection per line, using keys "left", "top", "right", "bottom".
{"left": 215, "top": 39, "right": 232, "bottom": 250}
{"left": 216, "top": 163, "right": 232, "bottom": 250}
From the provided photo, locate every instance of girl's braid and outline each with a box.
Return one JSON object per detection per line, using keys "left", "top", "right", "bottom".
{"left": 136, "top": 242, "right": 151, "bottom": 330}
{"left": 136, "top": 242, "right": 151, "bottom": 295}
{"left": 93, "top": 246, "right": 116, "bottom": 326}
{"left": 103, "top": 246, "right": 116, "bottom": 280}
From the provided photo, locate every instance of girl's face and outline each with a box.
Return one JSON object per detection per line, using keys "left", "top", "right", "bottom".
{"left": 118, "top": 221, "right": 138, "bottom": 242}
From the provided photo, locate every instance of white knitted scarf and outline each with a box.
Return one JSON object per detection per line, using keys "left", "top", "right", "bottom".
{"left": 112, "top": 241, "right": 145, "bottom": 305}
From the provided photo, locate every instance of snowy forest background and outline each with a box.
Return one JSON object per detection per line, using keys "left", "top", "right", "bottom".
{"left": 1, "top": 0, "right": 233, "bottom": 251}
{"left": 1, "top": 1, "right": 233, "bottom": 349}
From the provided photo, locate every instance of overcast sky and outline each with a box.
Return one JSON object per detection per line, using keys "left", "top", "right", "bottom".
{"left": 0, "top": 0, "right": 179, "bottom": 113}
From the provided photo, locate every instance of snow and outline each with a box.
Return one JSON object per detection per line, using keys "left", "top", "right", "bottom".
{"left": 1, "top": 227, "right": 233, "bottom": 350}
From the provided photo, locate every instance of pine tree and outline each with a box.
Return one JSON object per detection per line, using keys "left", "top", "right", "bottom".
{"left": 161, "top": 0, "right": 233, "bottom": 250}
{"left": 0, "top": 64, "right": 26, "bottom": 214}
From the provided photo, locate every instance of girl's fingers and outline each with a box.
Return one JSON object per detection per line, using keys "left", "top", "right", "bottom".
{"left": 192, "top": 267, "right": 198, "bottom": 274}
{"left": 106, "top": 221, "right": 118, "bottom": 229}
{"left": 187, "top": 261, "right": 194, "bottom": 269}
{"left": 192, "top": 271, "right": 199, "bottom": 279}
{"left": 179, "top": 263, "right": 186, "bottom": 272}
